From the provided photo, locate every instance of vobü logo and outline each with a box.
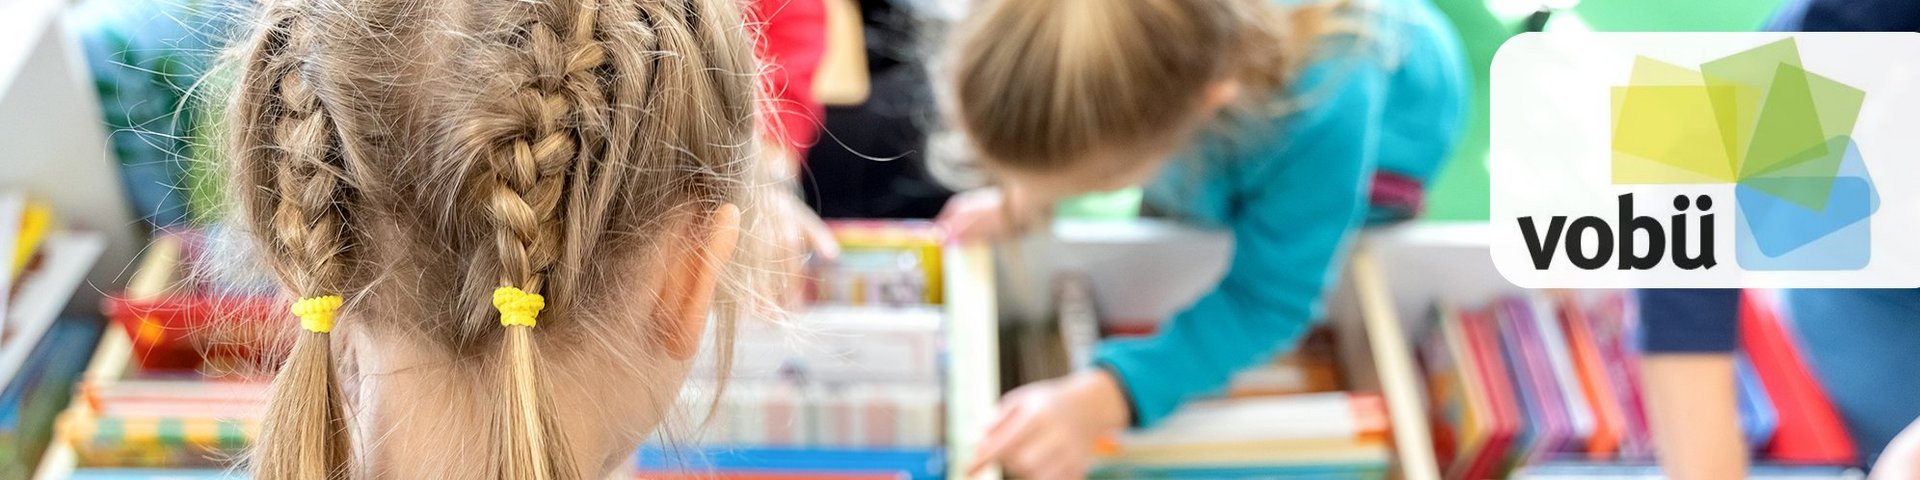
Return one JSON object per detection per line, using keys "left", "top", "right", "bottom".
{"left": 1490, "top": 33, "right": 1920, "bottom": 288}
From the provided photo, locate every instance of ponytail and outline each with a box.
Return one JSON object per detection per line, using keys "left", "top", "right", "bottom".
{"left": 231, "top": 6, "right": 356, "bottom": 479}
{"left": 459, "top": 0, "right": 611, "bottom": 477}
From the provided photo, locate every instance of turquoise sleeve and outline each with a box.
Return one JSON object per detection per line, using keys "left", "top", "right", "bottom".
{"left": 1093, "top": 59, "right": 1384, "bottom": 427}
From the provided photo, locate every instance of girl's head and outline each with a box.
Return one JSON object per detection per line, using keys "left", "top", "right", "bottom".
{"left": 224, "top": 0, "right": 761, "bottom": 477}
{"left": 946, "top": 0, "right": 1323, "bottom": 204}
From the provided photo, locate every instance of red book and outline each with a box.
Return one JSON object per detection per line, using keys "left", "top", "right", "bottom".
{"left": 1560, "top": 295, "right": 1625, "bottom": 459}
{"left": 1740, "top": 291, "right": 1856, "bottom": 465}
{"left": 1460, "top": 308, "right": 1519, "bottom": 480}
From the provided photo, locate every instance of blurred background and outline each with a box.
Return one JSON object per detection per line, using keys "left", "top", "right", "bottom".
{"left": 9, "top": 0, "right": 1907, "bottom": 479}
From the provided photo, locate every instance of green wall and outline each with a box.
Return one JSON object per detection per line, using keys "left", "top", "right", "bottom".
{"left": 1420, "top": 0, "right": 1788, "bottom": 221}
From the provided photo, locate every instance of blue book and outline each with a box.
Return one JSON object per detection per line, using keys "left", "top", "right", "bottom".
{"left": 69, "top": 468, "right": 240, "bottom": 480}
{"left": 1737, "top": 352, "right": 1780, "bottom": 452}
{"left": 636, "top": 445, "right": 945, "bottom": 480}
{"left": 0, "top": 315, "right": 106, "bottom": 476}
{"left": 1515, "top": 461, "right": 1863, "bottom": 479}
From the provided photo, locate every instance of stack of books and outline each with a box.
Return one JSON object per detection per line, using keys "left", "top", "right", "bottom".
{"left": 40, "top": 229, "right": 273, "bottom": 478}
{"left": 1092, "top": 392, "right": 1392, "bottom": 479}
{"left": 1010, "top": 269, "right": 1395, "bottom": 479}
{"left": 60, "top": 380, "right": 265, "bottom": 468}
{"left": 1420, "top": 291, "right": 1860, "bottom": 479}
{"left": 638, "top": 221, "right": 952, "bottom": 480}
{"left": 0, "top": 191, "right": 110, "bottom": 476}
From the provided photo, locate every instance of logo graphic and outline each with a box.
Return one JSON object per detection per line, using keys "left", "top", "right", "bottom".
{"left": 1489, "top": 33, "right": 1920, "bottom": 288}
{"left": 1610, "top": 38, "right": 1876, "bottom": 270}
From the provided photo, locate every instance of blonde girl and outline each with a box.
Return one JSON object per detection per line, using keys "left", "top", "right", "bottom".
{"left": 937, "top": 0, "right": 1468, "bottom": 478}
{"left": 224, "top": 0, "right": 766, "bottom": 477}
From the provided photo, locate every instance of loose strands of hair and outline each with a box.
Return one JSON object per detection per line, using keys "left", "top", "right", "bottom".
{"left": 230, "top": 6, "right": 355, "bottom": 480}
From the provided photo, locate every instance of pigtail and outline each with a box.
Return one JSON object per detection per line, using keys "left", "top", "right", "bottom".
{"left": 229, "top": 6, "right": 355, "bottom": 480}
{"left": 455, "top": 1, "right": 610, "bottom": 477}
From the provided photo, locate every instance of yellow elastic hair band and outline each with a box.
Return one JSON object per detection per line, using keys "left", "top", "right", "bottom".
{"left": 291, "top": 295, "right": 344, "bottom": 333}
{"left": 493, "top": 286, "right": 545, "bottom": 328}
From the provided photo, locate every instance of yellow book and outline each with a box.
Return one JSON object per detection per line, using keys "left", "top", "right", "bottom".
{"left": 12, "top": 200, "right": 54, "bottom": 278}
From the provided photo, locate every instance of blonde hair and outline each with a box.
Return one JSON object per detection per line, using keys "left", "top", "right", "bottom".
{"left": 946, "top": 0, "right": 1338, "bottom": 173}
{"left": 223, "top": 0, "right": 763, "bottom": 477}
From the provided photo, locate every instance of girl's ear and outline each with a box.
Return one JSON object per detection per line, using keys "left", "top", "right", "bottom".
{"left": 656, "top": 203, "right": 742, "bottom": 360}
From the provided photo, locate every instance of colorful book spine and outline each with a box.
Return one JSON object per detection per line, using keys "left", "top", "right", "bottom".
{"left": 1736, "top": 352, "right": 1780, "bottom": 452}
{"left": 1740, "top": 292, "right": 1856, "bottom": 464}
{"left": 1418, "top": 306, "right": 1470, "bottom": 475}
{"left": 1498, "top": 298, "right": 1567, "bottom": 465}
{"left": 62, "top": 414, "right": 254, "bottom": 468}
{"left": 684, "top": 381, "right": 943, "bottom": 448}
{"left": 1460, "top": 307, "right": 1520, "bottom": 480}
{"left": 1558, "top": 295, "right": 1625, "bottom": 459}
{"left": 711, "top": 306, "right": 943, "bottom": 385}
{"left": 1587, "top": 293, "right": 1655, "bottom": 459}
{"left": 1526, "top": 296, "right": 1595, "bottom": 454}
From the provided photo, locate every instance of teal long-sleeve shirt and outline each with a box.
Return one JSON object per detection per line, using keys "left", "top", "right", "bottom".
{"left": 1092, "top": 0, "right": 1468, "bottom": 427}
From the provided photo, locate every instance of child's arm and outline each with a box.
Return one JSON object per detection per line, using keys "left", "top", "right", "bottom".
{"left": 1636, "top": 289, "right": 1748, "bottom": 480}
{"left": 1092, "top": 58, "right": 1386, "bottom": 427}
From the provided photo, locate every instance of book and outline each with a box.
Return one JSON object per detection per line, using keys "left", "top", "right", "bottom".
{"left": 62, "top": 414, "right": 255, "bottom": 468}
{"left": 1498, "top": 298, "right": 1566, "bottom": 465}
{"left": 1417, "top": 305, "right": 1469, "bottom": 476}
{"left": 1514, "top": 461, "right": 1864, "bottom": 479}
{"left": 1740, "top": 292, "right": 1856, "bottom": 464}
{"left": 635, "top": 445, "right": 945, "bottom": 480}
{"left": 1094, "top": 392, "right": 1391, "bottom": 476}
{"left": 1587, "top": 292, "right": 1655, "bottom": 459}
{"left": 0, "top": 192, "right": 24, "bottom": 333}
{"left": 1, "top": 232, "right": 106, "bottom": 386}
{"left": 58, "top": 378, "right": 267, "bottom": 468}
{"left": 1736, "top": 352, "right": 1779, "bottom": 452}
{"left": 69, "top": 468, "right": 240, "bottom": 480}
{"left": 679, "top": 380, "right": 942, "bottom": 448}
{"left": 1090, "top": 462, "right": 1390, "bottom": 479}
{"left": 811, "top": 220, "right": 944, "bottom": 306}
{"left": 1526, "top": 295, "right": 1596, "bottom": 453}
{"left": 0, "top": 315, "right": 104, "bottom": 477}
{"left": 704, "top": 306, "right": 943, "bottom": 386}
{"left": 1459, "top": 307, "right": 1520, "bottom": 480}
{"left": 1109, "top": 393, "right": 1388, "bottom": 449}
{"left": 1557, "top": 294, "right": 1625, "bottom": 459}
{"left": 11, "top": 199, "right": 53, "bottom": 279}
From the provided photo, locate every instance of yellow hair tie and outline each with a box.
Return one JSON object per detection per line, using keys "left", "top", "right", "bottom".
{"left": 493, "top": 286, "right": 544, "bottom": 328}
{"left": 291, "top": 295, "right": 344, "bottom": 333}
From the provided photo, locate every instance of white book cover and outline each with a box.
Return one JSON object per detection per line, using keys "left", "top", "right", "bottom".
{"left": 709, "top": 305, "right": 944, "bottom": 384}
{"left": 1530, "top": 295, "right": 1597, "bottom": 444}
{"left": 0, "top": 231, "right": 105, "bottom": 385}
{"left": 1120, "top": 392, "right": 1366, "bottom": 448}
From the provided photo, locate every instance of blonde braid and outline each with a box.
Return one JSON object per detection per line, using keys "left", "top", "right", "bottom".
{"left": 233, "top": 6, "right": 356, "bottom": 479}
{"left": 465, "top": 1, "right": 609, "bottom": 478}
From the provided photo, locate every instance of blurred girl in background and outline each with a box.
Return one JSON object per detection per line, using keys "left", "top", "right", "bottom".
{"left": 935, "top": 0, "right": 1468, "bottom": 477}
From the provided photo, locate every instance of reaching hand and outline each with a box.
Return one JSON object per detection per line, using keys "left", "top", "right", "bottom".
{"left": 769, "top": 192, "right": 838, "bottom": 309}
{"left": 967, "top": 370, "right": 1132, "bottom": 480}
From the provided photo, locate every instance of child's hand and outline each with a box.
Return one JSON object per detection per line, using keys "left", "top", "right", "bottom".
{"left": 967, "top": 370, "right": 1131, "bottom": 480}
{"left": 758, "top": 142, "right": 839, "bottom": 311}
{"left": 770, "top": 192, "right": 839, "bottom": 309}
{"left": 940, "top": 186, "right": 1051, "bottom": 243}
{"left": 1872, "top": 418, "right": 1920, "bottom": 480}
{"left": 937, "top": 187, "right": 1011, "bottom": 243}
